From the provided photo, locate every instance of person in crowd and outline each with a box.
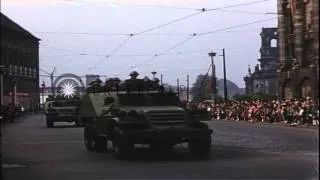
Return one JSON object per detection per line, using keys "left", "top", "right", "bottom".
{"left": 188, "top": 98, "right": 319, "bottom": 126}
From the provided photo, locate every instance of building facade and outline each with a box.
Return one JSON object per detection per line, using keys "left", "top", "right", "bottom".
{"left": 277, "top": 0, "right": 319, "bottom": 99}
{"left": 1, "top": 12, "right": 40, "bottom": 111}
{"left": 244, "top": 27, "right": 278, "bottom": 95}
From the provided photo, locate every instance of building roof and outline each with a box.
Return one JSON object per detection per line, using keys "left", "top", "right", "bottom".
{"left": 0, "top": 12, "right": 40, "bottom": 41}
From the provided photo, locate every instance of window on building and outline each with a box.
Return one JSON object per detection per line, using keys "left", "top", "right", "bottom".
{"left": 29, "top": 68, "right": 32, "bottom": 78}
{"left": 9, "top": 65, "right": 13, "bottom": 75}
{"left": 14, "top": 65, "right": 18, "bottom": 76}
{"left": 24, "top": 67, "right": 28, "bottom": 77}
{"left": 301, "top": 78, "right": 312, "bottom": 98}
{"left": 271, "top": 39, "right": 277, "bottom": 47}
{"left": 33, "top": 69, "right": 37, "bottom": 79}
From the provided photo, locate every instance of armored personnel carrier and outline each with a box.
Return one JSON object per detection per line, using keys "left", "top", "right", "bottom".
{"left": 79, "top": 72, "right": 213, "bottom": 159}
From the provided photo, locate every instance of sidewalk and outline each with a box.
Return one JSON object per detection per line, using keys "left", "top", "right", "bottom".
{"left": 212, "top": 118, "right": 319, "bottom": 129}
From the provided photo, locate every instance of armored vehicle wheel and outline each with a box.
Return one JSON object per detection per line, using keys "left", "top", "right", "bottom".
{"left": 84, "top": 125, "right": 108, "bottom": 152}
{"left": 189, "top": 134, "right": 212, "bottom": 159}
{"left": 46, "top": 118, "right": 53, "bottom": 128}
{"left": 111, "top": 127, "right": 134, "bottom": 160}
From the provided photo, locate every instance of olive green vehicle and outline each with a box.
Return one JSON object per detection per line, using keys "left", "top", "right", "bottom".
{"left": 79, "top": 73, "right": 213, "bottom": 160}
{"left": 45, "top": 100, "right": 80, "bottom": 128}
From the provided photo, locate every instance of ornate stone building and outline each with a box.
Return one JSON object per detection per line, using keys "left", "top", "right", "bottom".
{"left": 1, "top": 12, "right": 40, "bottom": 110}
{"left": 244, "top": 28, "right": 278, "bottom": 95}
{"left": 277, "top": 0, "right": 319, "bottom": 99}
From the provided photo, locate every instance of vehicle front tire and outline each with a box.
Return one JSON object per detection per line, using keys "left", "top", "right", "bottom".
{"left": 94, "top": 136, "right": 108, "bottom": 153}
{"left": 75, "top": 120, "right": 82, "bottom": 127}
{"left": 111, "top": 127, "right": 134, "bottom": 160}
{"left": 84, "top": 126, "right": 94, "bottom": 151}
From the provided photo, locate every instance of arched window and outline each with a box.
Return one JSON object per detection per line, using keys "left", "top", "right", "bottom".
{"left": 300, "top": 78, "right": 312, "bottom": 98}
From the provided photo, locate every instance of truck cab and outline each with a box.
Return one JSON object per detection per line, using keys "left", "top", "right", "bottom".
{"left": 45, "top": 99, "right": 80, "bottom": 128}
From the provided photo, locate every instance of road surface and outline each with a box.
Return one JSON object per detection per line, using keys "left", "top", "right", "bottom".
{"left": 1, "top": 114, "right": 319, "bottom": 179}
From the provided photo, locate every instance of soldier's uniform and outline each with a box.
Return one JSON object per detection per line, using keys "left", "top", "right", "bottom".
{"left": 124, "top": 71, "right": 144, "bottom": 92}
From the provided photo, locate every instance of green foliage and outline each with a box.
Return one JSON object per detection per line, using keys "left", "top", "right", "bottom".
{"left": 190, "top": 74, "right": 211, "bottom": 101}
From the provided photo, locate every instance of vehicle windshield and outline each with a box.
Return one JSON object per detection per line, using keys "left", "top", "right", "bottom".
{"left": 118, "top": 93, "right": 180, "bottom": 106}
{"left": 51, "top": 101, "right": 79, "bottom": 107}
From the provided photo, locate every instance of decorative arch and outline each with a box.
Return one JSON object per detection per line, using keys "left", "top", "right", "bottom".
{"left": 53, "top": 73, "right": 85, "bottom": 95}
{"left": 300, "top": 77, "right": 312, "bottom": 98}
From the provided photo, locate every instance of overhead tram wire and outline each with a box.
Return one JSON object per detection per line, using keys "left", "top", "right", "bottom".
{"left": 33, "top": 31, "right": 128, "bottom": 36}
{"left": 89, "top": 35, "right": 133, "bottom": 71}
{"left": 41, "top": 45, "right": 82, "bottom": 55}
{"left": 128, "top": 34, "right": 196, "bottom": 70}
{"left": 129, "top": 17, "right": 276, "bottom": 69}
{"left": 213, "top": 9, "right": 276, "bottom": 15}
{"left": 133, "top": 11, "right": 204, "bottom": 36}
{"left": 119, "top": 0, "right": 271, "bottom": 36}
{"left": 64, "top": 0, "right": 198, "bottom": 11}
{"left": 204, "top": 0, "right": 270, "bottom": 11}
{"left": 39, "top": 17, "right": 274, "bottom": 67}
{"left": 197, "top": 17, "right": 277, "bottom": 36}
{"left": 39, "top": 0, "right": 271, "bottom": 38}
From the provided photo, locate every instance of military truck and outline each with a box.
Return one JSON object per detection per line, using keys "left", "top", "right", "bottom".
{"left": 45, "top": 98, "right": 80, "bottom": 128}
{"left": 79, "top": 72, "right": 213, "bottom": 159}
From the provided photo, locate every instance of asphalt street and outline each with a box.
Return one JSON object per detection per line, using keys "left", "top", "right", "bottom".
{"left": 1, "top": 114, "right": 319, "bottom": 180}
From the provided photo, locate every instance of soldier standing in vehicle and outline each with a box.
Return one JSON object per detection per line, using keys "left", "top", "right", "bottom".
{"left": 86, "top": 78, "right": 103, "bottom": 93}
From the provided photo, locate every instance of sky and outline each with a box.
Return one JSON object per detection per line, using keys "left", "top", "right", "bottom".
{"left": 1, "top": 0, "right": 277, "bottom": 88}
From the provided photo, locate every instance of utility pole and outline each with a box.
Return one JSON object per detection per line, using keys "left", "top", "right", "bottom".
{"left": 160, "top": 74, "right": 163, "bottom": 85}
{"left": 222, "top": 48, "right": 228, "bottom": 101}
{"left": 208, "top": 52, "right": 217, "bottom": 102}
{"left": 186, "top": 74, "right": 189, "bottom": 102}
{"left": 177, "top": 78, "right": 180, "bottom": 96}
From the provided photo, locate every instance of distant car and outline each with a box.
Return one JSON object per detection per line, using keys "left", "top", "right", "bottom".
{"left": 45, "top": 100, "right": 80, "bottom": 128}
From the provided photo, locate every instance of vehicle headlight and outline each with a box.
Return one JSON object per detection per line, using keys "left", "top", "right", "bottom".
{"left": 207, "top": 107, "right": 211, "bottom": 112}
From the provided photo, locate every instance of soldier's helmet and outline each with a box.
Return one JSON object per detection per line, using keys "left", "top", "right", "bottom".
{"left": 129, "top": 71, "right": 139, "bottom": 78}
{"left": 153, "top": 78, "right": 160, "bottom": 83}
{"left": 143, "top": 76, "right": 150, "bottom": 81}
{"left": 113, "top": 77, "right": 121, "bottom": 83}
{"left": 90, "top": 78, "right": 102, "bottom": 86}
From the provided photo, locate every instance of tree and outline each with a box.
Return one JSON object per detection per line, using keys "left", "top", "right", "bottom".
{"left": 190, "top": 74, "right": 211, "bottom": 101}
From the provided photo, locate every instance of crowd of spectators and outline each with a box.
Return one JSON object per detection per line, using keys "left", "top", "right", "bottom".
{"left": 189, "top": 98, "right": 319, "bottom": 126}
{"left": 0, "top": 103, "right": 26, "bottom": 123}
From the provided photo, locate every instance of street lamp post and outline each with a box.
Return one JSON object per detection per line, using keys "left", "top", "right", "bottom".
{"left": 151, "top": 71, "right": 157, "bottom": 80}
{"left": 0, "top": 65, "right": 4, "bottom": 106}
{"left": 41, "top": 81, "right": 46, "bottom": 105}
{"left": 208, "top": 51, "right": 217, "bottom": 102}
